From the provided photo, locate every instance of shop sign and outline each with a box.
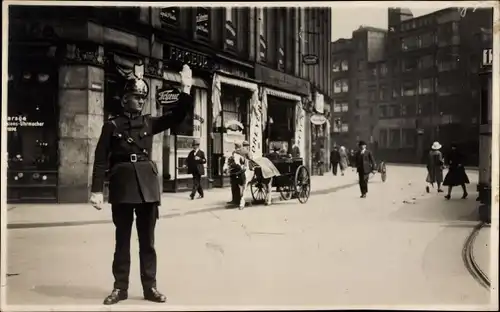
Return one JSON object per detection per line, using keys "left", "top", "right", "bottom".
{"left": 225, "top": 21, "right": 237, "bottom": 49}
{"left": 302, "top": 54, "right": 319, "bottom": 65}
{"left": 255, "top": 64, "right": 310, "bottom": 96}
{"left": 159, "top": 7, "right": 180, "bottom": 27}
{"left": 310, "top": 114, "right": 327, "bottom": 125}
{"left": 7, "top": 116, "right": 45, "bottom": 132}
{"left": 482, "top": 49, "right": 492, "bottom": 66}
{"left": 195, "top": 7, "right": 210, "bottom": 40}
{"left": 164, "top": 44, "right": 211, "bottom": 71}
{"left": 156, "top": 87, "right": 180, "bottom": 111}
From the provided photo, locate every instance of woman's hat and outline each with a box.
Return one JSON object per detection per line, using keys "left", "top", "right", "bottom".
{"left": 431, "top": 141, "right": 441, "bottom": 150}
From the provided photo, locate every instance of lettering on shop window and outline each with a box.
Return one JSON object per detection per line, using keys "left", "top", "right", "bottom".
{"left": 7, "top": 116, "right": 45, "bottom": 132}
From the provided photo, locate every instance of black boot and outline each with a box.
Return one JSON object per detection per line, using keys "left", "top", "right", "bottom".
{"left": 103, "top": 289, "right": 128, "bottom": 305}
{"left": 144, "top": 287, "right": 167, "bottom": 303}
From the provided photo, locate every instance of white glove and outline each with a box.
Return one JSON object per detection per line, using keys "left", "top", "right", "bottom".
{"left": 180, "top": 64, "right": 193, "bottom": 94}
{"left": 89, "top": 192, "right": 104, "bottom": 210}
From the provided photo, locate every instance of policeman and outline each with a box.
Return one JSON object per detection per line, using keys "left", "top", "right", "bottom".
{"left": 89, "top": 65, "right": 193, "bottom": 305}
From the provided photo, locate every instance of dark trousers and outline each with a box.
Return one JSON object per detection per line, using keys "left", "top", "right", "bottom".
{"left": 111, "top": 203, "right": 158, "bottom": 291}
{"left": 358, "top": 172, "right": 370, "bottom": 195}
{"left": 331, "top": 162, "right": 339, "bottom": 175}
{"left": 190, "top": 174, "right": 204, "bottom": 197}
{"left": 230, "top": 175, "right": 241, "bottom": 203}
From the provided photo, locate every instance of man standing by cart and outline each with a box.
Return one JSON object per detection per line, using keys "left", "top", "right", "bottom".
{"left": 89, "top": 65, "right": 194, "bottom": 305}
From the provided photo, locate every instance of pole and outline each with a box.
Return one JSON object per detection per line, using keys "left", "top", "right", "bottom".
{"left": 173, "top": 129, "right": 178, "bottom": 192}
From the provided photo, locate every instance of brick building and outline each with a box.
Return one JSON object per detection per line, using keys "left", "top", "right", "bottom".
{"left": 378, "top": 7, "right": 493, "bottom": 164}
{"left": 6, "top": 5, "right": 332, "bottom": 203}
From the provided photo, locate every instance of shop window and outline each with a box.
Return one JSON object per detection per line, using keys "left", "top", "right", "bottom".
{"left": 7, "top": 64, "right": 59, "bottom": 172}
{"left": 221, "top": 87, "right": 250, "bottom": 136}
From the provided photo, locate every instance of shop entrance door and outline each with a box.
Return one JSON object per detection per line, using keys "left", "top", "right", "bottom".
{"left": 7, "top": 55, "right": 59, "bottom": 203}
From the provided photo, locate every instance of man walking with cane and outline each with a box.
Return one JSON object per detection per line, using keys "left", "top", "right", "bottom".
{"left": 89, "top": 65, "right": 194, "bottom": 305}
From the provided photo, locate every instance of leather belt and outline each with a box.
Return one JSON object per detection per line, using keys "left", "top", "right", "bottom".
{"left": 112, "top": 153, "right": 150, "bottom": 163}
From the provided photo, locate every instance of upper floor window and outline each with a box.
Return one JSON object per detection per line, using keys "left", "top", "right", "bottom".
{"left": 401, "top": 36, "right": 418, "bottom": 51}
{"left": 341, "top": 60, "right": 349, "bottom": 71}
{"left": 379, "top": 63, "right": 388, "bottom": 76}
{"left": 332, "top": 60, "right": 341, "bottom": 72}
{"left": 224, "top": 8, "right": 238, "bottom": 52}
{"left": 159, "top": 7, "right": 180, "bottom": 28}
{"left": 194, "top": 7, "right": 210, "bottom": 41}
{"left": 258, "top": 8, "right": 268, "bottom": 63}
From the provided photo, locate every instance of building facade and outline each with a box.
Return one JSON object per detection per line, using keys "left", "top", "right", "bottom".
{"left": 7, "top": 5, "right": 332, "bottom": 203}
{"left": 331, "top": 39, "right": 352, "bottom": 148}
{"left": 379, "top": 7, "right": 493, "bottom": 164}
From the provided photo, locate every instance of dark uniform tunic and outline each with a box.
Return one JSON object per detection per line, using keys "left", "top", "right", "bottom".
{"left": 90, "top": 92, "right": 193, "bottom": 291}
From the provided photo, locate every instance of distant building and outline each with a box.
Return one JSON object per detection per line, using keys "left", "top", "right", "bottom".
{"left": 379, "top": 7, "right": 493, "bottom": 164}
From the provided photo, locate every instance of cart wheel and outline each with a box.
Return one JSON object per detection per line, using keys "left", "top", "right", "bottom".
{"left": 279, "top": 185, "right": 293, "bottom": 201}
{"left": 294, "top": 165, "right": 310, "bottom": 204}
{"left": 251, "top": 182, "right": 268, "bottom": 203}
{"left": 380, "top": 161, "right": 387, "bottom": 182}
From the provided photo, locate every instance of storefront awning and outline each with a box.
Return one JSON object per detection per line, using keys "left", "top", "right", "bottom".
{"left": 163, "top": 71, "right": 208, "bottom": 89}
{"left": 217, "top": 73, "right": 258, "bottom": 91}
{"left": 265, "top": 87, "right": 301, "bottom": 102}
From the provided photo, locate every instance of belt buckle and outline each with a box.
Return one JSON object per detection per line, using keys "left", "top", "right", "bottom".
{"left": 130, "top": 154, "right": 138, "bottom": 163}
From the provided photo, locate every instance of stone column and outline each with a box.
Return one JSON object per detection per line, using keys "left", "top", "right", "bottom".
{"left": 58, "top": 65, "right": 105, "bottom": 203}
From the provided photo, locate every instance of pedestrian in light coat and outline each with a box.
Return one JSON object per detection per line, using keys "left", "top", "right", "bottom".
{"left": 425, "top": 141, "right": 444, "bottom": 193}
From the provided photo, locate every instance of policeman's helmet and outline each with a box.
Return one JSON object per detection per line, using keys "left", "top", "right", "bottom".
{"left": 123, "top": 78, "right": 149, "bottom": 97}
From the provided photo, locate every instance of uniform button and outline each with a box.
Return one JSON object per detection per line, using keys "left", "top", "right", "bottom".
{"left": 118, "top": 134, "right": 122, "bottom": 138}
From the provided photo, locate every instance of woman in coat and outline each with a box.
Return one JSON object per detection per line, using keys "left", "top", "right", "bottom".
{"left": 426, "top": 141, "right": 444, "bottom": 193}
{"left": 338, "top": 146, "right": 349, "bottom": 176}
{"left": 443, "top": 143, "right": 470, "bottom": 200}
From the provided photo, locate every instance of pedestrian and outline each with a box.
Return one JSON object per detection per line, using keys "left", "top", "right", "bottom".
{"left": 355, "top": 140, "right": 376, "bottom": 198}
{"left": 291, "top": 139, "right": 301, "bottom": 158}
{"left": 443, "top": 143, "right": 470, "bottom": 200}
{"left": 89, "top": 65, "right": 194, "bottom": 305}
{"left": 330, "top": 146, "right": 340, "bottom": 176}
{"left": 226, "top": 142, "right": 244, "bottom": 207}
{"left": 338, "top": 146, "right": 348, "bottom": 176}
{"left": 186, "top": 138, "right": 206, "bottom": 200}
{"left": 425, "top": 141, "right": 444, "bottom": 193}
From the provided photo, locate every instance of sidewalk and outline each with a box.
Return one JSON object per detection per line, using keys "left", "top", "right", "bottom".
{"left": 387, "top": 163, "right": 479, "bottom": 171}
{"left": 472, "top": 225, "right": 491, "bottom": 279}
{"left": 7, "top": 174, "right": 358, "bottom": 228}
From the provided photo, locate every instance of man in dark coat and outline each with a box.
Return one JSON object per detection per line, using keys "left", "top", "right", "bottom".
{"left": 355, "top": 140, "right": 376, "bottom": 198}
{"left": 186, "top": 139, "right": 206, "bottom": 200}
{"left": 227, "top": 142, "right": 243, "bottom": 207}
{"left": 89, "top": 65, "right": 194, "bottom": 305}
{"left": 330, "top": 146, "right": 341, "bottom": 176}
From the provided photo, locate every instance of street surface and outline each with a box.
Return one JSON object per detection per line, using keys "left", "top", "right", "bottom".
{"left": 4, "top": 165, "right": 496, "bottom": 309}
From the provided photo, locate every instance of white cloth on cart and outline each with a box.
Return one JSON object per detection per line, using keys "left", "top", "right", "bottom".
{"left": 250, "top": 157, "right": 281, "bottom": 179}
